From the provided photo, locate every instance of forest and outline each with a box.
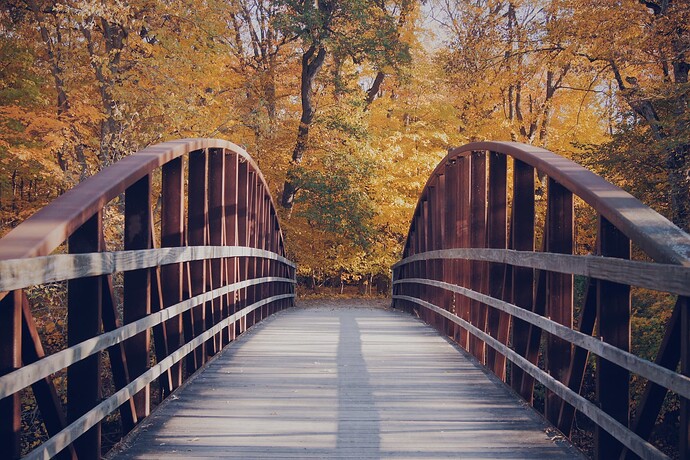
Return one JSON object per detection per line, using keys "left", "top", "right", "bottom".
{"left": 1, "top": 0, "right": 689, "bottom": 286}
{"left": 0, "top": 0, "right": 689, "bottom": 455}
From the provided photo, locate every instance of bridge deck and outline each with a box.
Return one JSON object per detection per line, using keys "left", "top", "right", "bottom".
{"left": 109, "top": 301, "right": 582, "bottom": 459}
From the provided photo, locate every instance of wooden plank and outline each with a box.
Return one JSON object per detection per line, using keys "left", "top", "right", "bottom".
{"left": 22, "top": 294, "right": 294, "bottom": 460}
{"left": 396, "top": 295, "right": 667, "bottom": 460}
{"left": 0, "top": 276, "right": 295, "bottom": 400}
{"left": 0, "top": 247, "right": 297, "bottom": 292}
{"left": 394, "top": 278, "right": 690, "bottom": 403}
{"left": 109, "top": 304, "right": 581, "bottom": 460}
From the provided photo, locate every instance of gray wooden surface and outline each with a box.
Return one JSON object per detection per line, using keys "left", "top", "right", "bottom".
{"left": 109, "top": 301, "right": 583, "bottom": 459}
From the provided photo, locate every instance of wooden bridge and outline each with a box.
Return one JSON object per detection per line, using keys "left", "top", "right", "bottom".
{"left": 0, "top": 139, "right": 689, "bottom": 459}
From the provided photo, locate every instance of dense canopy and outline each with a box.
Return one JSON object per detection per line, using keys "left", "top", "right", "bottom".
{"left": 1, "top": 0, "right": 688, "bottom": 287}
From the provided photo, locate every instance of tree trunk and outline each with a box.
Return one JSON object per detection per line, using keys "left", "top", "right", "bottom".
{"left": 281, "top": 44, "right": 327, "bottom": 209}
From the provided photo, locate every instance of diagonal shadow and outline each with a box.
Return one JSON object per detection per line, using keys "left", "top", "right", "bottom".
{"left": 337, "top": 311, "right": 381, "bottom": 454}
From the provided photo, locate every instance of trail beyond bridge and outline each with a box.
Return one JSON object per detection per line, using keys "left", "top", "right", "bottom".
{"left": 1, "top": 139, "right": 690, "bottom": 460}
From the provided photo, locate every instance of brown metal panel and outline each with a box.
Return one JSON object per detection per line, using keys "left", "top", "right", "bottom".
{"left": 237, "top": 161, "right": 249, "bottom": 334}
{"left": 469, "top": 152, "right": 487, "bottom": 362}
{"left": 436, "top": 171, "right": 450, "bottom": 336}
{"left": 20, "top": 294, "right": 78, "bottom": 460}
{"left": 188, "top": 149, "right": 208, "bottom": 367}
{"left": 681, "top": 295, "right": 689, "bottom": 460}
{"left": 209, "top": 148, "right": 225, "bottom": 354}
{"left": 247, "top": 171, "right": 258, "bottom": 328}
{"left": 161, "top": 157, "right": 184, "bottom": 388}
{"left": 595, "top": 217, "right": 631, "bottom": 459}
{"left": 427, "top": 182, "right": 438, "bottom": 329}
{"left": 422, "top": 198, "right": 430, "bottom": 324}
{"left": 124, "top": 175, "right": 152, "bottom": 421}
{"left": 67, "top": 212, "right": 102, "bottom": 458}
{"left": 510, "top": 160, "right": 535, "bottom": 394}
{"left": 0, "top": 290, "right": 22, "bottom": 459}
{"left": 486, "top": 152, "right": 508, "bottom": 377}
{"left": 443, "top": 159, "right": 459, "bottom": 338}
{"left": 458, "top": 157, "right": 471, "bottom": 349}
{"left": 544, "top": 178, "right": 574, "bottom": 425}
{"left": 224, "top": 152, "right": 239, "bottom": 341}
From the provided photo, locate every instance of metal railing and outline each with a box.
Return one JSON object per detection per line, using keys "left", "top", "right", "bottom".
{"left": 392, "top": 141, "right": 690, "bottom": 460}
{"left": 0, "top": 139, "right": 296, "bottom": 459}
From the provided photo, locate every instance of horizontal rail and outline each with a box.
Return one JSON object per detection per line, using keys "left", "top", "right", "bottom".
{"left": 0, "top": 276, "right": 295, "bottom": 399}
{"left": 394, "top": 294, "right": 668, "bottom": 460}
{"left": 0, "top": 246, "right": 296, "bottom": 292}
{"left": 394, "top": 278, "right": 690, "bottom": 401}
{"left": 392, "top": 248, "right": 690, "bottom": 296}
{"left": 24, "top": 293, "right": 294, "bottom": 460}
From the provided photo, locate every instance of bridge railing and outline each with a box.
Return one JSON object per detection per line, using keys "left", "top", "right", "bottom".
{"left": 0, "top": 139, "right": 296, "bottom": 460}
{"left": 392, "top": 141, "right": 690, "bottom": 460}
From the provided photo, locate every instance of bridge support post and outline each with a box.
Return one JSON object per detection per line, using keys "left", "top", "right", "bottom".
{"left": 595, "top": 217, "right": 631, "bottom": 459}
{"left": 124, "top": 176, "right": 152, "bottom": 421}
{"left": 67, "top": 212, "right": 103, "bottom": 458}
{"left": 544, "top": 178, "right": 573, "bottom": 426}
{"left": 161, "top": 157, "right": 185, "bottom": 389}
{"left": 0, "top": 290, "right": 21, "bottom": 459}
{"left": 510, "top": 160, "right": 535, "bottom": 395}
{"left": 486, "top": 152, "right": 508, "bottom": 379}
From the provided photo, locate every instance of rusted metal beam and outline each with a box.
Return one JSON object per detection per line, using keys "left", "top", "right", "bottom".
{"left": 161, "top": 157, "right": 184, "bottom": 388}
{"left": 486, "top": 152, "right": 508, "bottom": 378}
{"left": 0, "top": 290, "right": 22, "bottom": 459}
{"left": 510, "top": 159, "right": 535, "bottom": 394}
{"left": 124, "top": 175, "right": 152, "bottom": 421}
{"left": 67, "top": 212, "right": 102, "bottom": 458}
{"left": 544, "top": 178, "right": 574, "bottom": 425}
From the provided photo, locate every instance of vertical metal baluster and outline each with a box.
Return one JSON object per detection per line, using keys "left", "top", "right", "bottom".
{"left": 188, "top": 149, "right": 208, "bottom": 368}
{"left": 68, "top": 212, "right": 103, "bottom": 457}
{"left": 162, "top": 157, "right": 184, "bottom": 388}
{"left": 595, "top": 217, "right": 631, "bottom": 458}
{"left": 469, "top": 151, "right": 487, "bottom": 362}
{"left": 510, "top": 160, "right": 535, "bottom": 394}
{"left": 0, "top": 290, "right": 22, "bottom": 459}
{"left": 486, "top": 152, "right": 508, "bottom": 378}
{"left": 544, "top": 178, "right": 574, "bottom": 425}
{"left": 124, "top": 175, "right": 152, "bottom": 420}
{"left": 209, "top": 148, "right": 225, "bottom": 353}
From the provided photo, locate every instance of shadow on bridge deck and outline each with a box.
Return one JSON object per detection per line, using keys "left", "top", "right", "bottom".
{"left": 107, "top": 301, "right": 583, "bottom": 459}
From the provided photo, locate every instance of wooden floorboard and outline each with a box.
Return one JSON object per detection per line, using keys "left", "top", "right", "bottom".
{"left": 108, "top": 300, "right": 583, "bottom": 459}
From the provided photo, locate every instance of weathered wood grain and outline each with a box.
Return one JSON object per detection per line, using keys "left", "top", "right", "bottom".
{"left": 394, "top": 278, "right": 690, "bottom": 402}
{"left": 392, "top": 248, "right": 690, "bottom": 296}
{"left": 108, "top": 304, "right": 582, "bottom": 459}
{"left": 0, "top": 246, "right": 295, "bottom": 292}
{"left": 0, "top": 277, "right": 295, "bottom": 399}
